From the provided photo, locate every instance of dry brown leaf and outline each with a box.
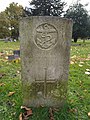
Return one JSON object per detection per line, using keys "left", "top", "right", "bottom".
{"left": 23, "top": 110, "right": 33, "bottom": 119}
{"left": 21, "top": 106, "right": 31, "bottom": 111}
{"left": 0, "top": 83, "right": 5, "bottom": 86}
{"left": 53, "top": 108, "right": 59, "bottom": 112}
{"left": 0, "top": 73, "right": 5, "bottom": 78}
{"left": 49, "top": 108, "right": 54, "bottom": 120}
{"left": 70, "top": 99, "right": 74, "bottom": 103}
{"left": 20, "top": 106, "right": 33, "bottom": 120}
{"left": 0, "top": 52, "right": 4, "bottom": 56}
{"left": 19, "top": 113, "right": 23, "bottom": 120}
{"left": 26, "top": 109, "right": 33, "bottom": 116}
{"left": 8, "top": 92, "right": 15, "bottom": 96}
{"left": 88, "top": 112, "right": 90, "bottom": 117}
{"left": 69, "top": 108, "right": 77, "bottom": 113}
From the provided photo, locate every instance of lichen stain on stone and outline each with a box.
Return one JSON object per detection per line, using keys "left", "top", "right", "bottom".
{"left": 22, "top": 80, "right": 68, "bottom": 106}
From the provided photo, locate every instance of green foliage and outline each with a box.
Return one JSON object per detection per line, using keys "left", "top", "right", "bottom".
{"left": 5, "top": 2, "right": 24, "bottom": 39}
{"left": 25, "top": 0, "right": 66, "bottom": 16}
{"left": 64, "top": 2, "right": 89, "bottom": 42}
{"left": 87, "top": 16, "right": 90, "bottom": 38}
{"left": 0, "top": 12, "right": 10, "bottom": 38}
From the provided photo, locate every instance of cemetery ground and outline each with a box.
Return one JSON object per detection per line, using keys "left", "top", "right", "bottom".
{"left": 0, "top": 40, "right": 90, "bottom": 120}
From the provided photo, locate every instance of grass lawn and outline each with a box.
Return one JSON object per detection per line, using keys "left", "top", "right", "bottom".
{"left": 0, "top": 40, "right": 90, "bottom": 120}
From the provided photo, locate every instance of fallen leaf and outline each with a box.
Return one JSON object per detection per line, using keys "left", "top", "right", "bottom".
{"left": 5, "top": 56, "right": 8, "bottom": 60}
{"left": 8, "top": 92, "right": 15, "bottom": 96}
{"left": 85, "top": 72, "right": 90, "bottom": 75}
{"left": 13, "top": 58, "right": 20, "bottom": 63}
{"left": 26, "top": 109, "right": 32, "bottom": 115}
{"left": 19, "top": 113, "right": 23, "bottom": 120}
{"left": 70, "top": 61, "right": 74, "bottom": 64}
{"left": 20, "top": 106, "right": 33, "bottom": 120}
{"left": 70, "top": 99, "right": 74, "bottom": 103}
{"left": 0, "top": 83, "right": 5, "bottom": 86}
{"left": 71, "top": 55, "right": 76, "bottom": 58}
{"left": 21, "top": 106, "right": 32, "bottom": 111}
{"left": 24, "top": 109, "right": 33, "bottom": 117}
{"left": 79, "top": 64, "right": 83, "bottom": 67}
{"left": 86, "top": 69, "right": 90, "bottom": 72}
{"left": 0, "top": 73, "right": 5, "bottom": 78}
{"left": 69, "top": 108, "right": 77, "bottom": 113}
{"left": 49, "top": 108, "right": 54, "bottom": 120}
{"left": 84, "top": 89, "right": 87, "bottom": 92}
{"left": 79, "top": 96, "right": 84, "bottom": 100}
{"left": 80, "top": 61, "right": 84, "bottom": 64}
{"left": 0, "top": 52, "right": 5, "bottom": 56}
{"left": 14, "top": 59, "right": 19, "bottom": 63}
{"left": 17, "top": 70, "right": 20, "bottom": 74}
{"left": 88, "top": 112, "right": 90, "bottom": 117}
{"left": 52, "top": 108, "right": 59, "bottom": 112}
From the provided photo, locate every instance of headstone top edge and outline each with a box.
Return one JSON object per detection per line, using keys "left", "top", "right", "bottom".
{"left": 21, "top": 16, "right": 73, "bottom": 23}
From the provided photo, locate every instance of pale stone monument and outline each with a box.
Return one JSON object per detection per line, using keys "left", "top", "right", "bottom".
{"left": 20, "top": 16, "right": 73, "bottom": 107}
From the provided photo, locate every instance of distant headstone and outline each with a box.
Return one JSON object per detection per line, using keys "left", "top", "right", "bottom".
{"left": 5, "top": 37, "right": 9, "bottom": 42}
{"left": 8, "top": 55, "right": 15, "bottom": 61}
{"left": 13, "top": 50, "right": 20, "bottom": 57}
{"left": 10, "top": 38, "right": 13, "bottom": 42}
{"left": 20, "top": 16, "right": 73, "bottom": 107}
{"left": 8, "top": 50, "right": 20, "bottom": 61}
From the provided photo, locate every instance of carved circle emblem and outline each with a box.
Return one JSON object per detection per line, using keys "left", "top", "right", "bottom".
{"left": 35, "top": 23, "right": 58, "bottom": 50}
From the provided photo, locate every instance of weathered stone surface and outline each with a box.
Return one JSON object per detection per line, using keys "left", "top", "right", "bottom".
{"left": 20, "top": 16, "right": 73, "bottom": 107}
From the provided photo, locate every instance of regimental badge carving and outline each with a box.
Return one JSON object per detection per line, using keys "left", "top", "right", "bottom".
{"left": 35, "top": 23, "right": 58, "bottom": 50}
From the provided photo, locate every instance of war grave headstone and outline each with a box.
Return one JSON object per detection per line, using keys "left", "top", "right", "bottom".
{"left": 20, "top": 16, "right": 73, "bottom": 107}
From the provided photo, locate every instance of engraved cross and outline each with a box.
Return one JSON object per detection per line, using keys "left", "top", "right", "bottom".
{"left": 35, "top": 67, "right": 56, "bottom": 98}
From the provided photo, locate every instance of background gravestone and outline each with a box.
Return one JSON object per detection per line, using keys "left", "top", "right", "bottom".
{"left": 13, "top": 50, "right": 20, "bottom": 57}
{"left": 20, "top": 16, "right": 73, "bottom": 107}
